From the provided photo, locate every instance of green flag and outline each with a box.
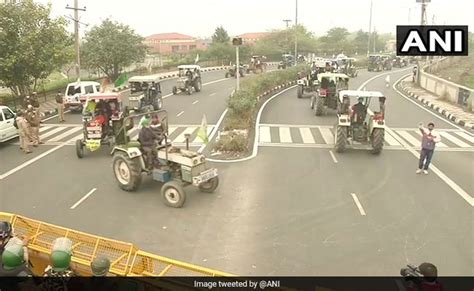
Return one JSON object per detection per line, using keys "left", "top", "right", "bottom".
{"left": 197, "top": 114, "right": 208, "bottom": 144}
{"left": 114, "top": 73, "right": 129, "bottom": 88}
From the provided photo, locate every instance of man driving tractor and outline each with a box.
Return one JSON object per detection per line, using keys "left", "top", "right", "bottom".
{"left": 351, "top": 97, "right": 367, "bottom": 124}
{"left": 138, "top": 116, "right": 160, "bottom": 171}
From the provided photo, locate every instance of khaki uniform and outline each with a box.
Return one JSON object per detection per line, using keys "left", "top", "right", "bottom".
{"left": 56, "top": 94, "right": 65, "bottom": 122}
{"left": 16, "top": 116, "right": 31, "bottom": 153}
{"left": 26, "top": 110, "right": 41, "bottom": 145}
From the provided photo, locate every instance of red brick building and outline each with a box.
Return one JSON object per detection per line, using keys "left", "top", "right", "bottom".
{"left": 144, "top": 33, "right": 208, "bottom": 55}
{"left": 236, "top": 32, "right": 272, "bottom": 45}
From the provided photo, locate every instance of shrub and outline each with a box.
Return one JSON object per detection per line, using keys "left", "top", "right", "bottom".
{"left": 215, "top": 134, "right": 248, "bottom": 152}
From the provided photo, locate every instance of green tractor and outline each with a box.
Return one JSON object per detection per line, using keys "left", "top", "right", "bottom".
{"left": 110, "top": 110, "right": 219, "bottom": 208}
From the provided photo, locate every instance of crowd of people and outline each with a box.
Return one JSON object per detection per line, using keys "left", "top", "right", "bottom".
{"left": 14, "top": 93, "right": 44, "bottom": 154}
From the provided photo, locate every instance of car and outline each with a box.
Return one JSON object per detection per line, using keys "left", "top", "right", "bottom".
{"left": 172, "top": 65, "right": 202, "bottom": 95}
{"left": 334, "top": 90, "right": 386, "bottom": 154}
{"left": 128, "top": 76, "right": 163, "bottom": 111}
{"left": 0, "top": 105, "right": 18, "bottom": 143}
{"left": 310, "top": 73, "right": 350, "bottom": 116}
{"left": 64, "top": 81, "right": 101, "bottom": 112}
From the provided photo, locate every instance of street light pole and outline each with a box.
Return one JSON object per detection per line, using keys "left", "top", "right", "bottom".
{"left": 294, "top": 0, "right": 298, "bottom": 64}
{"left": 66, "top": 0, "right": 86, "bottom": 81}
{"left": 367, "top": 0, "right": 373, "bottom": 56}
{"left": 283, "top": 19, "right": 292, "bottom": 28}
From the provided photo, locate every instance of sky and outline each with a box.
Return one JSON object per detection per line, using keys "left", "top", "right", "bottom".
{"left": 36, "top": 0, "right": 473, "bottom": 38}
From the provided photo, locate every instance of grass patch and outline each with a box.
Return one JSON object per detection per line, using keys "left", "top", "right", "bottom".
{"left": 433, "top": 57, "right": 474, "bottom": 89}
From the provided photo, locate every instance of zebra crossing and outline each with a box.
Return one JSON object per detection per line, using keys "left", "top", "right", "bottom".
{"left": 9, "top": 124, "right": 215, "bottom": 147}
{"left": 258, "top": 124, "right": 474, "bottom": 151}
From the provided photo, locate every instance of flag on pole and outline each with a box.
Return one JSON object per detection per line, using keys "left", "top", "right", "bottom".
{"left": 197, "top": 114, "right": 209, "bottom": 144}
{"left": 114, "top": 73, "right": 129, "bottom": 88}
{"left": 195, "top": 54, "right": 199, "bottom": 64}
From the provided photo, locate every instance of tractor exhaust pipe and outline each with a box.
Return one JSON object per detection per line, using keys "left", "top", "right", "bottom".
{"left": 185, "top": 133, "right": 190, "bottom": 150}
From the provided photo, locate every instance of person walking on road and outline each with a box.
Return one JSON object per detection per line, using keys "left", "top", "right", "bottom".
{"left": 26, "top": 105, "right": 43, "bottom": 146}
{"left": 385, "top": 75, "right": 391, "bottom": 88}
{"left": 417, "top": 122, "right": 441, "bottom": 175}
{"left": 15, "top": 110, "right": 32, "bottom": 154}
{"left": 56, "top": 90, "right": 65, "bottom": 122}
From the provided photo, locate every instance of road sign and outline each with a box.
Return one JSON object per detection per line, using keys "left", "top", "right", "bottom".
{"left": 232, "top": 37, "right": 242, "bottom": 46}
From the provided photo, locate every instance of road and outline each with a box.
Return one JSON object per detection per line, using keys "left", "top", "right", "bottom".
{"left": 0, "top": 67, "right": 472, "bottom": 276}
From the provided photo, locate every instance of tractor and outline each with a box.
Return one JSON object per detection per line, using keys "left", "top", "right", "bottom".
{"left": 247, "top": 55, "right": 267, "bottom": 74}
{"left": 128, "top": 76, "right": 163, "bottom": 112}
{"left": 111, "top": 110, "right": 219, "bottom": 208}
{"left": 368, "top": 55, "right": 383, "bottom": 72}
{"left": 310, "top": 73, "right": 349, "bottom": 116}
{"left": 333, "top": 90, "right": 386, "bottom": 154}
{"left": 172, "top": 65, "right": 202, "bottom": 95}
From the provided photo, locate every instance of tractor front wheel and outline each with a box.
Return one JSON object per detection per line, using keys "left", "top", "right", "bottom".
{"left": 113, "top": 151, "right": 142, "bottom": 192}
{"left": 153, "top": 97, "right": 163, "bottom": 110}
{"left": 187, "top": 85, "right": 193, "bottom": 95}
{"left": 310, "top": 95, "right": 315, "bottom": 109}
{"left": 334, "top": 126, "right": 347, "bottom": 153}
{"left": 76, "top": 139, "right": 84, "bottom": 159}
{"left": 194, "top": 79, "right": 202, "bottom": 92}
{"left": 172, "top": 86, "right": 178, "bottom": 95}
{"left": 161, "top": 181, "right": 186, "bottom": 208}
{"left": 297, "top": 85, "right": 303, "bottom": 98}
{"left": 371, "top": 128, "right": 384, "bottom": 154}
{"left": 198, "top": 177, "right": 219, "bottom": 193}
{"left": 315, "top": 95, "right": 325, "bottom": 116}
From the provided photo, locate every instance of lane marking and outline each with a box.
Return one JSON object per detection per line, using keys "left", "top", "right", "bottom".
{"left": 70, "top": 188, "right": 97, "bottom": 209}
{"left": 259, "top": 126, "right": 271, "bottom": 143}
{"left": 259, "top": 123, "right": 333, "bottom": 128}
{"left": 329, "top": 150, "right": 338, "bottom": 163}
{"left": 39, "top": 127, "right": 67, "bottom": 139}
{"left": 439, "top": 131, "right": 470, "bottom": 148}
{"left": 397, "top": 130, "right": 421, "bottom": 147}
{"left": 454, "top": 131, "right": 474, "bottom": 144}
{"left": 167, "top": 126, "right": 178, "bottom": 136}
{"left": 384, "top": 131, "right": 402, "bottom": 146}
{"left": 192, "top": 100, "right": 199, "bottom": 105}
{"left": 192, "top": 126, "right": 214, "bottom": 143}
{"left": 299, "top": 127, "right": 315, "bottom": 144}
{"left": 320, "top": 127, "right": 334, "bottom": 145}
{"left": 351, "top": 193, "right": 367, "bottom": 216}
{"left": 176, "top": 111, "right": 184, "bottom": 117}
{"left": 174, "top": 127, "right": 197, "bottom": 143}
{"left": 209, "top": 93, "right": 216, "bottom": 96}
{"left": 48, "top": 127, "right": 82, "bottom": 142}
{"left": 42, "top": 110, "right": 71, "bottom": 122}
{"left": 279, "top": 127, "right": 292, "bottom": 143}
{"left": 39, "top": 126, "right": 52, "bottom": 133}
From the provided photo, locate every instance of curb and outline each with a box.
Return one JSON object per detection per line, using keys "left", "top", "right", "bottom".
{"left": 255, "top": 80, "right": 297, "bottom": 101}
{"left": 399, "top": 82, "right": 474, "bottom": 130}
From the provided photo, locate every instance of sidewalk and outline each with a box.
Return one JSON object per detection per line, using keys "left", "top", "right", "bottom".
{"left": 399, "top": 77, "right": 474, "bottom": 130}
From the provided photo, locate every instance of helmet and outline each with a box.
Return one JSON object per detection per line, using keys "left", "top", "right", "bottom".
{"left": 2, "top": 237, "right": 25, "bottom": 270}
{"left": 91, "top": 256, "right": 111, "bottom": 276}
{"left": 50, "top": 237, "right": 72, "bottom": 272}
{"left": 419, "top": 262, "right": 438, "bottom": 282}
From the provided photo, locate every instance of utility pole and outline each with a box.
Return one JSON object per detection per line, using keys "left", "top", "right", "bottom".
{"left": 283, "top": 19, "right": 292, "bottom": 28}
{"left": 294, "top": 0, "right": 298, "bottom": 64}
{"left": 66, "top": 0, "right": 86, "bottom": 81}
{"left": 367, "top": 0, "right": 373, "bottom": 56}
{"left": 373, "top": 27, "right": 376, "bottom": 53}
{"left": 420, "top": 0, "right": 427, "bottom": 25}
{"left": 408, "top": 7, "right": 411, "bottom": 24}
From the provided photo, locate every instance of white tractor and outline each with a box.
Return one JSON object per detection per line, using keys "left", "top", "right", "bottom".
{"left": 334, "top": 90, "right": 386, "bottom": 154}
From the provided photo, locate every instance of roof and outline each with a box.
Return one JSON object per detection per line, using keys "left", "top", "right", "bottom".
{"left": 145, "top": 33, "right": 195, "bottom": 40}
{"left": 129, "top": 76, "right": 161, "bottom": 82}
{"left": 67, "top": 81, "right": 100, "bottom": 87}
{"left": 237, "top": 32, "right": 271, "bottom": 40}
{"left": 79, "top": 93, "right": 121, "bottom": 101}
{"left": 177, "top": 65, "right": 201, "bottom": 69}
{"left": 338, "top": 90, "right": 385, "bottom": 99}
{"left": 318, "top": 73, "right": 350, "bottom": 80}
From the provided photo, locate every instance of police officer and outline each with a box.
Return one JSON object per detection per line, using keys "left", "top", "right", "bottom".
{"left": 15, "top": 110, "right": 32, "bottom": 154}
{"left": 91, "top": 256, "right": 110, "bottom": 276}
{"left": 0, "top": 237, "right": 33, "bottom": 277}
{"left": 41, "top": 238, "right": 77, "bottom": 291}
{"left": 0, "top": 222, "right": 30, "bottom": 264}
{"left": 55, "top": 91, "right": 65, "bottom": 122}
{"left": 26, "top": 105, "right": 42, "bottom": 146}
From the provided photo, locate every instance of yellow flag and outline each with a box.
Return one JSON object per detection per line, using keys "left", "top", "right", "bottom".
{"left": 197, "top": 114, "right": 208, "bottom": 144}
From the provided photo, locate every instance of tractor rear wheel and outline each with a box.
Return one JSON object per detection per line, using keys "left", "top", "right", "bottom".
{"left": 76, "top": 139, "right": 84, "bottom": 159}
{"left": 113, "top": 151, "right": 142, "bottom": 191}
{"left": 172, "top": 86, "right": 178, "bottom": 95}
{"left": 198, "top": 177, "right": 219, "bottom": 193}
{"left": 194, "top": 79, "right": 202, "bottom": 92}
{"left": 334, "top": 126, "right": 347, "bottom": 153}
{"left": 153, "top": 97, "right": 162, "bottom": 110}
{"left": 371, "top": 128, "right": 384, "bottom": 154}
{"left": 315, "top": 95, "right": 325, "bottom": 116}
{"left": 187, "top": 85, "right": 193, "bottom": 95}
{"left": 161, "top": 181, "right": 186, "bottom": 208}
{"left": 297, "top": 86, "right": 303, "bottom": 98}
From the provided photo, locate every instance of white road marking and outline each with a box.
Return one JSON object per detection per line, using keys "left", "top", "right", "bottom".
{"left": 209, "top": 93, "right": 216, "bottom": 96}
{"left": 384, "top": 131, "right": 402, "bottom": 146}
{"left": 174, "top": 127, "right": 197, "bottom": 143}
{"left": 299, "top": 128, "right": 315, "bottom": 144}
{"left": 39, "top": 127, "right": 67, "bottom": 139}
{"left": 70, "top": 188, "right": 97, "bottom": 209}
{"left": 39, "top": 126, "right": 52, "bottom": 133}
{"left": 397, "top": 130, "right": 421, "bottom": 147}
{"left": 161, "top": 93, "right": 173, "bottom": 99}
{"left": 176, "top": 111, "right": 184, "bottom": 117}
{"left": 192, "top": 100, "right": 199, "bottom": 105}
{"left": 259, "top": 123, "right": 333, "bottom": 128}
{"left": 41, "top": 110, "right": 71, "bottom": 122}
{"left": 259, "top": 126, "right": 271, "bottom": 143}
{"left": 351, "top": 193, "right": 366, "bottom": 216}
{"left": 167, "top": 126, "right": 178, "bottom": 136}
{"left": 454, "top": 131, "right": 474, "bottom": 144}
{"left": 414, "top": 131, "right": 448, "bottom": 147}
{"left": 48, "top": 127, "right": 82, "bottom": 142}
{"left": 329, "top": 150, "right": 338, "bottom": 163}
{"left": 319, "top": 128, "right": 334, "bottom": 145}
{"left": 439, "top": 131, "right": 470, "bottom": 148}
{"left": 279, "top": 127, "right": 292, "bottom": 143}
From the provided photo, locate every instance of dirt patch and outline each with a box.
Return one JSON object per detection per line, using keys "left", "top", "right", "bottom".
{"left": 432, "top": 57, "right": 474, "bottom": 89}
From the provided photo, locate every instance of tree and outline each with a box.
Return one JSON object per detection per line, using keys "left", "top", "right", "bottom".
{"left": 212, "top": 26, "right": 230, "bottom": 44}
{"left": 205, "top": 43, "right": 234, "bottom": 65}
{"left": 316, "top": 27, "right": 350, "bottom": 55}
{"left": 81, "top": 19, "right": 147, "bottom": 82}
{"left": 0, "top": 0, "right": 72, "bottom": 97}
{"left": 353, "top": 30, "right": 369, "bottom": 55}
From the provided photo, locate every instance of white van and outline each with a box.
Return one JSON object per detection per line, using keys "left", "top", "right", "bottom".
{"left": 0, "top": 105, "right": 18, "bottom": 143}
{"left": 64, "top": 81, "right": 101, "bottom": 111}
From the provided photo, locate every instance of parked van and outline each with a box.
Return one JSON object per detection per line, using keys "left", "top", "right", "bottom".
{"left": 64, "top": 81, "right": 101, "bottom": 111}
{"left": 0, "top": 105, "right": 18, "bottom": 143}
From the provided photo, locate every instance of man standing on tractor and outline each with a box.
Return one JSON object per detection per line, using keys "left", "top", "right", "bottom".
{"left": 351, "top": 97, "right": 367, "bottom": 124}
{"left": 138, "top": 117, "right": 159, "bottom": 171}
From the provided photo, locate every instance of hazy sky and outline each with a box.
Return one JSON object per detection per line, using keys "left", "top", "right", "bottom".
{"left": 36, "top": 0, "right": 473, "bottom": 38}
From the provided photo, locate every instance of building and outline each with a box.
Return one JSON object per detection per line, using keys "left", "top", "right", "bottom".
{"left": 236, "top": 32, "right": 272, "bottom": 45}
{"left": 144, "top": 33, "right": 207, "bottom": 55}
